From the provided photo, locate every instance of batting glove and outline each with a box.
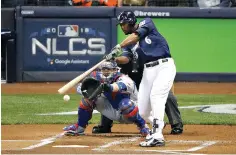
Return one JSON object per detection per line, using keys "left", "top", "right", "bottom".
{"left": 104, "top": 44, "right": 122, "bottom": 61}
{"left": 104, "top": 53, "right": 113, "bottom": 61}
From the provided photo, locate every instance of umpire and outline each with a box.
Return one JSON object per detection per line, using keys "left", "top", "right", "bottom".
{"left": 92, "top": 49, "right": 183, "bottom": 135}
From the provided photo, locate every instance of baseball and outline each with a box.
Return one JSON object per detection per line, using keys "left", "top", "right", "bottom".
{"left": 63, "top": 95, "right": 70, "bottom": 102}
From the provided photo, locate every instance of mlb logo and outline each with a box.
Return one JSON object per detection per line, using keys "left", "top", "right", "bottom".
{"left": 58, "top": 25, "right": 79, "bottom": 37}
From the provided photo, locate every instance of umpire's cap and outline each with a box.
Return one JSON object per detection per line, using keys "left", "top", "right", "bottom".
{"left": 117, "top": 11, "right": 137, "bottom": 26}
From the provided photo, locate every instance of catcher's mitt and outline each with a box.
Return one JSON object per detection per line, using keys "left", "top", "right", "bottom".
{"left": 81, "top": 77, "right": 103, "bottom": 101}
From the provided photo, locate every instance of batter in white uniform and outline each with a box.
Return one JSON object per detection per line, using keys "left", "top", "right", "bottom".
{"left": 105, "top": 11, "right": 176, "bottom": 147}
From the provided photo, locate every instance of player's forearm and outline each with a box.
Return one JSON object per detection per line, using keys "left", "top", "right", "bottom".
{"left": 115, "top": 56, "right": 130, "bottom": 64}
{"left": 120, "top": 33, "right": 139, "bottom": 48}
{"left": 110, "top": 82, "right": 127, "bottom": 93}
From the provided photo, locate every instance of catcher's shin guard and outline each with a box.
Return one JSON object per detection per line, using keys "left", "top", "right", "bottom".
{"left": 78, "top": 98, "right": 93, "bottom": 128}
{"left": 119, "top": 98, "right": 149, "bottom": 136}
{"left": 128, "top": 110, "right": 149, "bottom": 136}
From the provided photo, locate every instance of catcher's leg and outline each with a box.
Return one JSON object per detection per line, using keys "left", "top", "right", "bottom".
{"left": 92, "top": 115, "right": 113, "bottom": 133}
{"left": 64, "top": 98, "right": 93, "bottom": 136}
{"left": 119, "top": 98, "right": 150, "bottom": 136}
{"left": 95, "top": 95, "right": 123, "bottom": 122}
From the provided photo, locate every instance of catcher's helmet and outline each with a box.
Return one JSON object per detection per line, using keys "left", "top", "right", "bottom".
{"left": 98, "top": 61, "right": 119, "bottom": 83}
{"left": 117, "top": 11, "right": 137, "bottom": 26}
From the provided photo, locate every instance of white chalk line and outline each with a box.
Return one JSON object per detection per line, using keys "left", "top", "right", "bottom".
{"left": 115, "top": 148, "right": 182, "bottom": 154}
{"left": 2, "top": 138, "right": 223, "bottom": 153}
{"left": 92, "top": 137, "right": 139, "bottom": 151}
{"left": 22, "top": 132, "right": 65, "bottom": 150}
{"left": 114, "top": 148, "right": 212, "bottom": 155}
{"left": 187, "top": 141, "right": 217, "bottom": 151}
{"left": 115, "top": 148, "right": 207, "bottom": 154}
{"left": 93, "top": 139, "right": 219, "bottom": 154}
{"left": 53, "top": 145, "right": 89, "bottom": 148}
{"left": 169, "top": 140, "right": 210, "bottom": 143}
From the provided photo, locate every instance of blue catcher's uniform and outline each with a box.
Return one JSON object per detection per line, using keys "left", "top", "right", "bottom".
{"left": 90, "top": 71, "right": 133, "bottom": 110}
{"left": 72, "top": 70, "right": 149, "bottom": 136}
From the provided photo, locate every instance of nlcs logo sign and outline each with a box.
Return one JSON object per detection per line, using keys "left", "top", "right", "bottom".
{"left": 31, "top": 25, "right": 106, "bottom": 56}
{"left": 32, "top": 38, "right": 106, "bottom": 56}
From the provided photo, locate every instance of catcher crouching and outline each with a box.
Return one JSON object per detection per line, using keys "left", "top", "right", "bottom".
{"left": 63, "top": 61, "right": 150, "bottom": 136}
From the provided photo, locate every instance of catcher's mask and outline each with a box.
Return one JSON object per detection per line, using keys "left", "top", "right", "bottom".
{"left": 98, "top": 61, "right": 118, "bottom": 83}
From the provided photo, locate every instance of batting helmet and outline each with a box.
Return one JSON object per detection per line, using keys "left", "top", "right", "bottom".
{"left": 117, "top": 11, "right": 137, "bottom": 25}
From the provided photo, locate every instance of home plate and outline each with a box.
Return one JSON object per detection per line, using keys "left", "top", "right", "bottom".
{"left": 53, "top": 145, "right": 89, "bottom": 148}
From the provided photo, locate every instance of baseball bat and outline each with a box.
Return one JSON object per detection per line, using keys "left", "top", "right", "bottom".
{"left": 58, "top": 59, "right": 106, "bottom": 94}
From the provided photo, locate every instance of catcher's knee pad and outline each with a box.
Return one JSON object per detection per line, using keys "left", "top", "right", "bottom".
{"left": 79, "top": 98, "right": 94, "bottom": 112}
{"left": 119, "top": 98, "right": 138, "bottom": 119}
{"left": 119, "top": 98, "right": 146, "bottom": 128}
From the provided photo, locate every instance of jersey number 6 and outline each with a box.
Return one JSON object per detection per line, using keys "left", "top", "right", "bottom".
{"left": 145, "top": 36, "right": 152, "bottom": 44}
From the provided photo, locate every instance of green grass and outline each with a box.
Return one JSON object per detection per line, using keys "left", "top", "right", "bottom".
{"left": 177, "top": 94, "right": 236, "bottom": 104}
{"left": 2, "top": 94, "right": 236, "bottom": 125}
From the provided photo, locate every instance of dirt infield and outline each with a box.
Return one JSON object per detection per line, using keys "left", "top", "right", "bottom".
{"left": 2, "top": 124, "right": 236, "bottom": 154}
{"left": 1, "top": 82, "right": 236, "bottom": 154}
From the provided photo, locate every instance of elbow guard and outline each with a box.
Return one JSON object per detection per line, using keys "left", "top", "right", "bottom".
{"left": 117, "top": 82, "right": 127, "bottom": 92}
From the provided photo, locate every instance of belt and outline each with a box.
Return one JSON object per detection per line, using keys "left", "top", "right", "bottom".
{"left": 145, "top": 58, "right": 169, "bottom": 68}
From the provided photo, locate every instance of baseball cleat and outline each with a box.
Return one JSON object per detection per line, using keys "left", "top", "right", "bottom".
{"left": 92, "top": 125, "right": 111, "bottom": 134}
{"left": 63, "top": 124, "right": 85, "bottom": 136}
{"left": 64, "top": 130, "right": 85, "bottom": 136}
{"left": 63, "top": 124, "right": 78, "bottom": 131}
{"left": 171, "top": 128, "right": 183, "bottom": 134}
{"left": 139, "top": 137, "right": 165, "bottom": 147}
{"left": 171, "top": 122, "right": 183, "bottom": 135}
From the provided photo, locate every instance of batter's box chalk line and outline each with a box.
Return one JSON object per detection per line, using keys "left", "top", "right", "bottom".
{"left": 92, "top": 137, "right": 140, "bottom": 151}
{"left": 22, "top": 132, "right": 65, "bottom": 150}
{"left": 93, "top": 139, "right": 219, "bottom": 153}
{"left": 3, "top": 131, "right": 226, "bottom": 153}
